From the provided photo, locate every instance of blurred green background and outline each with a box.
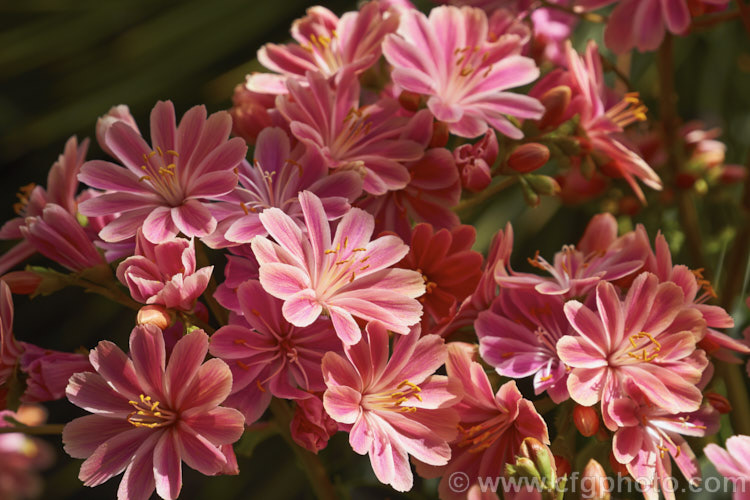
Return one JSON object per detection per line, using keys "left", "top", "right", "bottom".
{"left": 1, "top": 0, "right": 750, "bottom": 499}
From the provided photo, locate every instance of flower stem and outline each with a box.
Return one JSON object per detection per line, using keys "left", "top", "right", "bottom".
{"left": 0, "top": 424, "right": 64, "bottom": 435}
{"left": 269, "top": 398, "right": 338, "bottom": 500}
{"left": 454, "top": 176, "right": 518, "bottom": 214}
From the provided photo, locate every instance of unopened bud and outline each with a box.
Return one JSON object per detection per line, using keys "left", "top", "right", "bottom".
{"left": 398, "top": 90, "right": 422, "bottom": 112}
{"left": 506, "top": 456, "right": 542, "bottom": 482}
{"left": 705, "top": 392, "right": 732, "bottom": 414}
{"left": 508, "top": 143, "right": 550, "bottom": 173}
{"left": 1, "top": 271, "right": 42, "bottom": 295}
{"left": 429, "top": 121, "right": 450, "bottom": 148}
{"left": 573, "top": 405, "right": 600, "bottom": 437}
{"left": 538, "top": 85, "right": 572, "bottom": 130}
{"left": 554, "top": 455, "right": 571, "bottom": 478}
{"left": 518, "top": 437, "right": 556, "bottom": 490}
{"left": 581, "top": 459, "right": 610, "bottom": 500}
{"left": 525, "top": 174, "right": 561, "bottom": 196}
{"left": 137, "top": 305, "right": 173, "bottom": 330}
{"left": 609, "top": 450, "right": 630, "bottom": 477}
{"left": 520, "top": 177, "right": 541, "bottom": 207}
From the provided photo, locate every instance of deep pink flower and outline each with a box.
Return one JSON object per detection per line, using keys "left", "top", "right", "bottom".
{"left": 252, "top": 191, "right": 425, "bottom": 345}
{"left": 204, "top": 127, "right": 362, "bottom": 248}
{"left": 356, "top": 110, "right": 461, "bottom": 239}
{"left": 0, "top": 407, "right": 54, "bottom": 500}
{"left": 611, "top": 392, "right": 719, "bottom": 500}
{"left": 383, "top": 5, "right": 544, "bottom": 138}
{"left": 0, "top": 281, "right": 23, "bottom": 393}
{"left": 477, "top": 290, "right": 573, "bottom": 403}
{"left": 322, "top": 321, "right": 460, "bottom": 492}
{"left": 454, "top": 130, "right": 499, "bottom": 192}
{"left": 556, "top": 274, "right": 708, "bottom": 428}
{"left": 78, "top": 100, "right": 247, "bottom": 243}
{"left": 209, "top": 280, "right": 341, "bottom": 422}
{"left": 290, "top": 395, "right": 338, "bottom": 454}
{"left": 63, "top": 325, "right": 245, "bottom": 500}
{"left": 278, "top": 71, "right": 425, "bottom": 195}
{"left": 213, "top": 252, "right": 260, "bottom": 315}
{"left": 418, "top": 342, "right": 549, "bottom": 500}
{"left": 0, "top": 136, "right": 89, "bottom": 275}
{"left": 496, "top": 213, "right": 648, "bottom": 297}
{"left": 704, "top": 435, "right": 750, "bottom": 500}
{"left": 247, "top": 2, "right": 399, "bottom": 94}
{"left": 116, "top": 231, "right": 212, "bottom": 312}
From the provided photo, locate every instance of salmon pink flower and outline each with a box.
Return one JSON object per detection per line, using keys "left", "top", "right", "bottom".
{"left": 417, "top": 342, "right": 549, "bottom": 500}
{"left": 382, "top": 5, "right": 544, "bottom": 138}
{"left": 247, "top": 2, "right": 399, "bottom": 94}
{"left": 278, "top": 71, "right": 425, "bottom": 195}
{"left": 205, "top": 127, "right": 362, "bottom": 248}
{"left": 704, "top": 435, "right": 750, "bottom": 500}
{"left": 252, "top": 191, "right": 425, "bottom": 345}
{"left": 556, "top": 274, "right": 708, "bottom": 428}
{"left": 117, "top": 231, "right": 212, "bottom": 312}
{"left": 322, "top": 322, "right": 460, "bottom": 492}
{"left": 209, "top": 280, "right": 341, "bottom": 422}
{"left": 63, "top": 325, "right": 245, "bottom": 500}
{"left": 78, "top": 100, "right": 247, "bottom": 243}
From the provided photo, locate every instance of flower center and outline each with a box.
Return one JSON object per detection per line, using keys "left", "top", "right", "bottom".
{"left": 12, "top": 183, "right": 36, "bottom": 216}
{"left": 138, "top": 147, "right": 183, "bottom": 206}
{"left": 332, "top": 107, "right": 372, "bottom": 157}
{"left": 456, "top": 413, "right": 509, "bottom": 453}
{"left": 320, "top": 236, "right": 370, "bottom": 291}
{"left": 691, "top": 268, "right": 717, "bottom": 303}
{"left": 605, "top": 92, "right": 647, "bottom": 129}
{"left": 302, "top": 31, "right": 342, "bottom": 75}
{"left": 626, "top": 331, "right": 661, "bottom": 362}
{"left": 127, "top": 394, "right": 177, "bottom": 429}
{"left": 364, "top": 380, "right": 423, "bottom": 413}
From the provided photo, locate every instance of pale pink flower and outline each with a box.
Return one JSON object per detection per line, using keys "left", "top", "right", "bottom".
{"left": 63, "top": 325, "right": 245, "bottom": 500}
{"left": 278, "top": 71, "right": 425, "bottom": 195}
{"left": 417, "top": 342, "right": 549, "bottom": 500}
{"left": 477, "top": 290, "right": 573, "bottom": 403}
{"left": 116, "top": 231, "right": 212, "bottom": 312}
{"left": 383, "top": 5, "right": 544, "bottom": 138}
{"left": 78, "top": 100, "right": 247, "bottom": 243}
{"left": 0, "top": 136, "right": 89, "bottom": 275}
{"left": 290, "top": 395, "right": 338, "bottom": 454}
{"left": 556, "top": 273, "right": 708, "bottom": 428}
{"left": 611, "top": 391, "right": 719, "bottom": 500}
{"left": 209, "top": 280, "right": 341, "bottom": 422}
{"left": 496, "top": 213, "right": 648, "bottom": 297}
{"left": 322, "top": 321, "right": 460, "bottom": 492}
{"left": 251, "top": 191, "right": 425, "bottom": 345}
{"left": 704, "top": 435, "right": 750, "bottom": 500}
{"left": 0, "top": 408, "right": 54, "bottom": 500}
{"left": 204, "top": 127, "right": 362, "bottom": 248}
{"left": 247, "top": 2, "right": 399, "bottom": 94}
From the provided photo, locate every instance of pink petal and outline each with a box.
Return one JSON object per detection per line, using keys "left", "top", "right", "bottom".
{"left": 328, "top": 305, "right": 363, "bottom": 345}
{"left": 79, "top": 427, "right": 151, "bottom": 486}
{"left": 182, "top": 407, "right": 245, "bottom": 446}
{"left": 78, "top": 160, "right": 149, "bottom": 193}
{"left": 143, "top": 206, "right": 180, "bottom": 244}
{"left": 63, "top": 415, "right": 134, "bottom": 459}
{"left": 180, "top": 358, "right": 233, "bottom": 414}
{"left": 565, "top": 367, "right": 606, "bottom": 406}
{"left": 613, "top": 426, "right": 643, "bottom": 464}
{"left": 154, "top": 429, "right": 182, "bottom": 500}
{"left": 66, "top": 372, "right": 133, "bottom": 417}
{"left": 150, "top": 101, "right": 177, "bottom": 154}
{"left": 258, "top": 262, "right": 311, "bottom": 299}
{"left": 556, "top": 336, "right": 608, "bottom": 368}
{"left": 129, "top": 324, "right": 167, "bottom": 401}
{"left": 176, "top": 421, "right": 227, "bottom": 475}
{"left": 171, "top": 200, "right": 216, "bottom": 238}
{"left": 117, "top": 432, "right": 160, "bottom": 500}
{"left": 323, "top": 384, "right": 362, "bottom": 424}
{"left": 281, "top": 289, "right": 323, "bottom": 327}
{"left": 90, "top": 340, "right": 142, "bottom": 401}
{"left": 166, "top": 330, "right": 209, "bottom": 409}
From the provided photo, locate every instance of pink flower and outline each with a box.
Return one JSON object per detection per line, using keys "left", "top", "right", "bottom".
{"left": 63, "top": 325, "right": 245, "bottom": 500}
{"left": 78, "top": 100, "right": 247, "bottom": 243}
{"left": 213, "top": 252, "right": 260, "bottom": 315}
{"left": 0, "top": 281, "right": 23, "bottom": 394}
{"left": 611, "top": 393, "right": 719, "bottom": 500}
{"left": 477, "top": 290, "right": 573, "bottom": 403}
{"left": 96, "top": 105, "right": 140, "bottom": 158}
{"left": 117, "top": 231, "right": 212, "bottom": 312}
{"left": 383, "top": 5, "right": 544, "bottom": 138}
{"left": 0, "top": 407, "right": 54, "bottom": 500}
{"left": 247, "top": 2, "right": 399, "bottom": 94}
{"left": 556, "top": 274, "right": 708, "bottom": 428}
{"left": 209, "top": 280, "right": 341, "bottom": 422}
{"left": 290, "top": 395, "right": 338, "bottom": 454}
{"left": 704, "top": 435, "right": 750, "bottom": 500}
{"left": 496, "top": 213, "right": 648, "bottom": 297}
{"left": 322, "top": 321, "right": 460, "bottom": 492}
{"left": 205, "top": 127, "right": 362, "bottom": 248}
{"left": 418, "top": 342, "right": 549, "bottom": 500}
{"left": 278, "top": 71, "right": 425, "bottom": 195}
{"left": 228, "top": 82, "right": 279, "bottom": 146}
{"left": 0, "top": 136, "right": 89, "bottom": 275}
{"left": 454, "top": 130, "right": 499, "bottom": 192}
{"left": 251, "top": 191, "right": 425, "bottom": 345}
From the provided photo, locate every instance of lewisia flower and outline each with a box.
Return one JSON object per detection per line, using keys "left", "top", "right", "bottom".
{"left": 454, "top": 129, "right": 498, "bottom": 192}
{"left": 322, "top": 322, "right": 460, "bottom": 492}
{"left": 209, "top": 280, "right": 341, "bottom": 422}
{"left": 252, "top": 191, "right": 425, "bottom": 345}
{"left": 205, "top": 127, "right": 362, "bottom": 247}
{"left": 290, "top": 395, "right": 338, "bottom": 454}
{"left": 556, "top": 274, "right": 708, "bottom": 427}
{"left": 63, "top": 325, "right": 245, "bottom": 500}
{"left": 117, "top": 231, "right": 212, "bottom": 313}
{"left": 247, "top": 2, "right": 399, "bottom": 94}
{"left": 78, "top": 100, "right": 247, "bottom": 243}
{"left": 278, "top": 71, "right": 425, "bottom": 195}
{"left": 418, "top": 343, "right": 549, "bottom": 500}
{"left": 477, "top": 289, "right": 573, "bottom": 403}
{"left": 704, "top": 435, "right": 750, "bottom": 500}
{"left": 383, "top": 5, "right": 544, "bottom": 138}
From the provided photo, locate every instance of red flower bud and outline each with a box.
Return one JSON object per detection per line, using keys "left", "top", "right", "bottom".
{"left": 508, "top": 143, "right": 550, "bottom": 173}
{"left": 581, "top": 459, "right": 611, "bottom": 500}
{"left": 398, "top": 90, "right": 422, "bottom": 112}
{"left": 573, "top": 405, "right": 600, "bottom": 437}
{"left": 554, "top": 455, "right": 572, "bottom": 478}
{"left": 1, "top": 271, "right": 42, "bottom": 295}
{"left": 609, "top": 450, "right": 630, "bottom": 477}
{"left": 705, "top": 391, "right": 732, "bottom": 414}
{"left": 136, "top": 305, "right": 173, "bottom": 330}
{"left": 538, "top": 85, "right": 572, "bottom": 130}
{"left": 429, "top": 121, "right": 450, "bottom": 148}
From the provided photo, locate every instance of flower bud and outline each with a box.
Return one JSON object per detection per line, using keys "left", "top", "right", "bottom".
{"left": 429, "top": 121, "right": 450, "bottom": 148}
{"left": 609, "top": 450, "right": 630, "bottom": 476}
{"left": 518, "top": 437, "right": 556, "bottom": 491}
{"left": 137, "top": 305, "right": 173, "bottom": 330}
{"left": 554, "top": 455, "right": 571, "bottom": 478}
{"left": 520, "top": 177, "right": 541, "bottom": 207}
{"left": 525, "top": 174, "right": 561, "bottom": 196}
{"left": 705, "top": 392, "right": 732, "bottom": 414}
{"left": 398, "top": 90, "right": 423, "bottom": 112}
{"left": 0, "top": 271, "right": 42, "bottom": 295}
{"left": 538, "top": 85, "right": 572, "bottom": 130}
{"left": 573, "top": 405, "right": 600, "bottom": 437}
{"left": 675, "top": 172, "right": 698, "bottom": 189}
{"left": 508, "top": 143, "right": 550, "bottom": 173}
{"left": 230, "top": 82, "right": 276, "bottom": 145}
{"left": 581, "top": 459, "right": 610, "bottom": 500}
{"left": 96, "top": 105, "right": 139, "bottom": 157}
{"left": 291, "top": 396, "right": 338, "bottom": 454}
{"left": 719, "top": 164, "right": 747, "bottom": 184}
